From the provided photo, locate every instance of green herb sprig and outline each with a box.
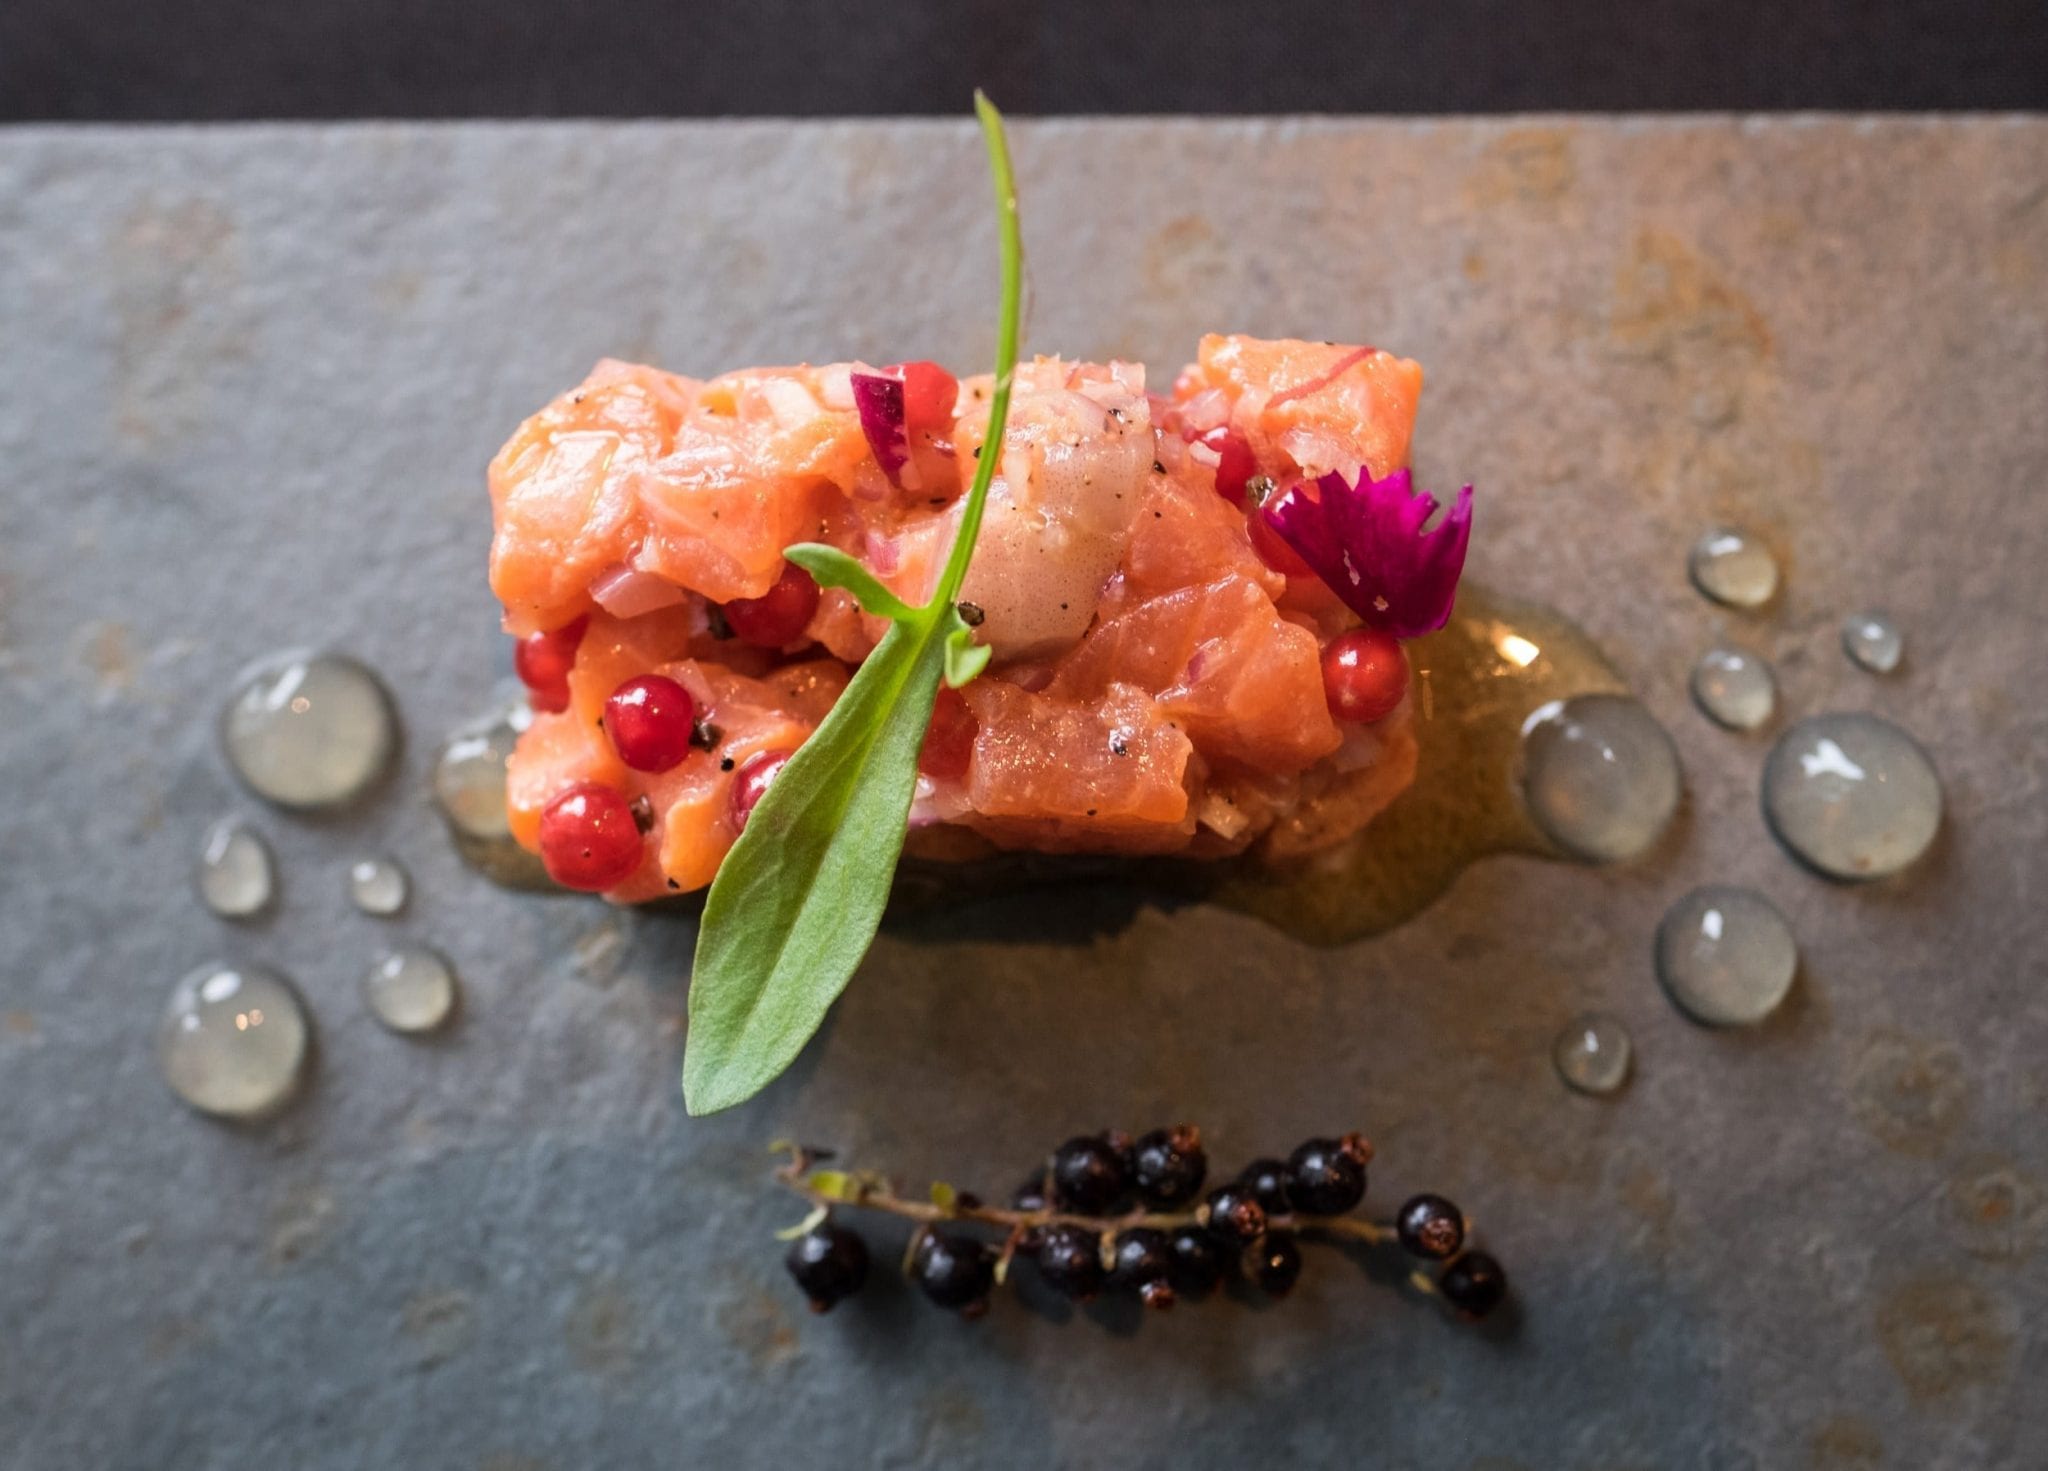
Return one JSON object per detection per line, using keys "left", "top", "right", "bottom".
{"left": 683, "top": 93, "right": 1022, "bottom": 1115}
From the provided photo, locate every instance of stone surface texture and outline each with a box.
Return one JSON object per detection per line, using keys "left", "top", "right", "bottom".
{"left": 1, "top": 118, "right": 2043, "bottom": 1469}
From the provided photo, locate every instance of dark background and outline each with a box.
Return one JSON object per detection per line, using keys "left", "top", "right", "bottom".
{"left": 6, "top": 0, "right": 2047, "bottom": 119}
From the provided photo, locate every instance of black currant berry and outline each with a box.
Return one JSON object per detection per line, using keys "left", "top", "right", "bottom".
{"left": 1110, "top": 1228, "right": 1176, "bottom": 1310}
{"left": 1201, "top": 1183, "right": 1268, "bottom": 1247}
{"left": 1439, "top": 1251, "right": 1508, "bottom": 1319}
{"left": 1285, "top": 1134, "right": 1371, "bottom": 1215}
{"left": 1248, "top": 1233, "right": 1303, "bottom": 1298}
{"left": 1102, "top": 1129, "right": 1138, "bottom": 1176}
{"left": 1236, "top": 1157, "right": 1293, "bottom": 1217}
{"left": 784, "top": 1222, "right": 870, "bottom": 1313}
{"left": 1050, "top": 1134, "right": 1129, "bottom": 1214}
{"left": 1131, "top": 1124, "right": 1208, "bottom": 1208}
{"left": 1395, "top": 1194, "right": 1466, "bottom": 1261}
{"left": 1166, "top": 1227, "right": 1224, "bottom": 1298}
{"left": 1011, "top": 1175, "right": 1050, "bottom": 1212}
{"left": 1034, "top": 1224, "right": 1106, "bottom": 1301}
{"left": 913, "top": 1230, "right": 996, "bottom": 1316}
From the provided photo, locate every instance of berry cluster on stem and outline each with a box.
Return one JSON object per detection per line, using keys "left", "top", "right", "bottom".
{"left": 775, "top": 1127, "right": 1508, "bottom": 1323}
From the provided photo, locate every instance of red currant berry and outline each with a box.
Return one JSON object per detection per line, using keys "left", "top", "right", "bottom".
{"left": 1248, "top": 510, "right": 1314, "bottom": 578}
{"left": 918, "top": 684, "right": 978, "bottom": 780}
{"left": 1197, "top": 425, "right": 1256, "bottom": 503}
{"left": 603, "top": 674, "right": 697, "bottom": 773}
{"left": 722, "top": 563, "right": 820, "bottom": 648}
{"left": 538, "top": 781, "right": 643, "bottom": 891}
{"left": 1322, "top": 629, "right": 1409, "bottom": 724}
{"left": 728, "top": 748, "right": 794, "bottom": 833}
{"left": 515, "top": 615, "right": 588, "bottom": 712}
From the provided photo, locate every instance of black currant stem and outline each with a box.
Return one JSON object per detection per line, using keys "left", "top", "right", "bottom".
{"left": 775, "top": 1155, "right": 1395, "bottom": 1248}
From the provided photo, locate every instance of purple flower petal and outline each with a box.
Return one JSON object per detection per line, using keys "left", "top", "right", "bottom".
{"left": 850, "top": 369, "right": 909, "bottom": 485}
{"left": 1261, "top": 466, "right": 1473, "bottom": 638}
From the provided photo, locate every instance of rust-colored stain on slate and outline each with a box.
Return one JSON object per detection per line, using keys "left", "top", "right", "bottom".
{"left": 1943, "top": 1156, "right": 2045, "bottom": 1263}
{"left": 401, "top": 1288, "right": 479, "bottom": 1367}
{"left": 565, "top": 1277, "right": 640, "bottom": 1377}
{"left": 1611, "top": 228, "right": 1774, "bottom": 365}
{"left": 1873, "top": 1272, "right": 2015, "bottom": 1404}
{"left": 712, "top": 1285, "right": 800, "bottom": 1373}
{"left": 1462, "top": 128, "right": 1577, "bottom": 209}
{"left": 1807, "top": 1414, "right": 1884, "bottom": 1466}
{"left": 1847, "top": 1029, "right": 1972, "bottom": 1157}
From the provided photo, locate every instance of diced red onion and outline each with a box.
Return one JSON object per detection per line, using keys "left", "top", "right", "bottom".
{"left": 851, "top": 369, "right": 910, "bottom": 484}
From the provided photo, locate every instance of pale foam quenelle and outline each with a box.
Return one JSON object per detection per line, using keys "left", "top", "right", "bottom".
{"left": 220, "top": 650, "right": 397, "bottom": 810}
{"left": 157, "top": 963, "right": 311, "bottom": 1119}
{"left": 1517, "top": 694, "right": 1682, "bottom": 863}
{"left": 1654, "top": 886, "right": 1799, "bottom": 1025}
{"left": 1689, "top": 647, "right": 1776, "bottom": 732}
{"left": 1762, "top": 713, "right": 1942, "bottom": 880}
{"left": 195, "top": 817, "right": 276, "bottom": 919}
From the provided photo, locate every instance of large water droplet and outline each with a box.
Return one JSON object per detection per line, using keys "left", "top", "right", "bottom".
{"left": 1654, "top": 886, "right": 1798, "bottom": 1025}
{"left": 157, "top": 963, "right": 311, "bottom": 1119}
{"left": 1554, "top": 1014, "right": 1632, "bottom": 1095}
{"left": 1841, "top": 612, "right": 1904, "bottom": 674}
{"left": 1687, "top": 527, "right": 1779, "bottom": 609}
{"left": 195, "top": 818, "right": 275, "bottom": 918}
{"left": 1687, "top": 528, "right": 1785, "bottom": 606}
{"left": 220, "top": 650, "right": 397, "bottom": 810}
{"left": 1518, "top": 695, "right": 1682, "bottom": 862}
{"left": 1690, "top": 647, "right": 1776, "bottom": 731}
{"left": 434, "top": 688, "right": 551, "bottom": 891}
{"left": 347, "top": 855, "right": 410, "bottom": 916}
{"left": 1762, "top": 713, "right": 1941, "bottom": 880}
{"left": 363, "top": 947, "right": 458, "bottom": 1034}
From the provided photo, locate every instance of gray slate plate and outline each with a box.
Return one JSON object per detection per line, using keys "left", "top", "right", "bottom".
{"left": 0, "top": 118, "right": 2043, "bottom": 1470}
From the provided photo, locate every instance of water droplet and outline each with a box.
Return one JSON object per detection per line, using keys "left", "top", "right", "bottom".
{"left": 220, "top": 650, "right": 397, "bottom": 810}
{"left": 1654, "top": 886, "right": 1798, "bottom": 1025}
{"left": 195, "top": 818, "right": 275, "bottom": 918}
{"left": 1518, "top": 695, "right": 1682, "bottom": 862}
{"left": 347, "top": 855, "right": 410, "bottom": 916}
{"left": 362, "top": 947, "right": 458, "bottom": 1034}
{"left": 1842, "top": 612, "right": 1904, "bottom": 674}
{"left": 1687, "top": 527, "right": 1779, "bottom": 609}
{"left": 434, "top": 687, "right": 552, "bottom": 891}
{"left": 1554, "top": 1014, "right": 1632, "bottom": 1095}
{"left": 157, "top": 963, "right": 310, "bottom": 1119}
{"left": 1762, "top": 713, "right": 1941, "bottom": 880}
{"left": 1688, "top": 647, "right": 1776, "bottom": 732}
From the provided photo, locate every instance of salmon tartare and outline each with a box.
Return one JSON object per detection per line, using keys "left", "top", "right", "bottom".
{"left": 490, "top": 335, "right": 1463, "bottom": 901}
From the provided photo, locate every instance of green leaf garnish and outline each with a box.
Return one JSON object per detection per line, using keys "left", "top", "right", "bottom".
{"left": 683, "top": 92, "right": 1023, "bottom": 1115}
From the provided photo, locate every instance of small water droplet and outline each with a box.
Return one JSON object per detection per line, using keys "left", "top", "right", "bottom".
{"left": 195, "top": 818, "right": 275, "bottom": 918}
{"left": 347, "top": 855, "right": 410, "bottom": 916}
{"left": 220, "top": 650, "right": 397, "bottom": 810}
{"left": 157, "top": 964, "right": 310, "bottom": 1118}
{"left": 433, "top": 687, "right": 551, "bottom": 891}
{"left": 1554, "top": 1014, "right": 1632, "bottom": 1095}
{"left": 1654, "top": 886, "right": 1798, "bottom": 1025}
{"left": 1762, "top": 713, "right": 1941, "bottom": 880}
{"left": 1842, "top": 612, "right": 1904, "bottom": 674}
{"left": 1689, "top": 647, "right": 1776, "bottom": 731}
{"left": 363, "top": 947, "right": 458, "bottom": 1034}
{"left": 1518, "top": 695, "right": 1682, "bottom": 862}
{"left": 1687, "top": 527, "right": 1779, "bottom": 609}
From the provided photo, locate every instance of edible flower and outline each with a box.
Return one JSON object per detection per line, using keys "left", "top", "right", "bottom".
{"left": 850, "top": 369, "right": 910, "bottom": 483}
{"left": 1260, "top": 466, "right": 1473, "bottom": 638}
